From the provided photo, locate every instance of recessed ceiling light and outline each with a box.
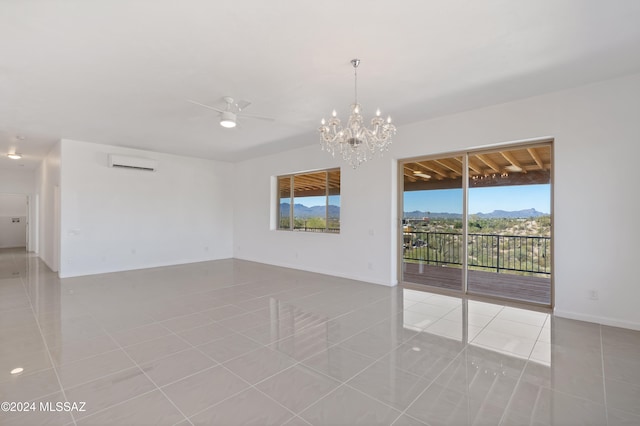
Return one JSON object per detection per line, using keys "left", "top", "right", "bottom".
{"left": 7, "top": 153, "right": 22, "bottom": 160}
{"left": 10, "top": 367, "right": 24, "bottom": 375}
{"left": 411, "top": 347, "right": 421, "bottom": 352}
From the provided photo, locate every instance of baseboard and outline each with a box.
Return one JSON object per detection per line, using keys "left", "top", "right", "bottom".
{"left": 554, "top": 309, "right": 640, "bottom": 331}
{"left": 234, "top": 255, "right": 396, "bottom": 287}
{"left": 58, "top": 256, "right": 233, "bottom": 278}
{"left": 38, "top": 255, "right": 58, "bottom": 274}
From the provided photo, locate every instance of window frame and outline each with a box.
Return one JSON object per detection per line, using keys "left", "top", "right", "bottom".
{"left": 277, "top": 168, "right": 340, "bottom": 233}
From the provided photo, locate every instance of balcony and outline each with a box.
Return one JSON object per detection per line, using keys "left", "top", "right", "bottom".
{"left": 403, "top": 231, "right": 551, "bottom": 305}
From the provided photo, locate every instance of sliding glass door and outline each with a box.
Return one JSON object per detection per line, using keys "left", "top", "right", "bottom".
{"left": 401, "top": 142, "right": 552, "bottom": 306}
{"left": 402, "top": 155, "right": 464, "bottom": 292}
{"left": 466, "top": 146, "right": 552, "bottom": 304}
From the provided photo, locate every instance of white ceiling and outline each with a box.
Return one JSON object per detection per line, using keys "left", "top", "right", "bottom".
{"left": 2, "top": 0, "right": 640, "bottom": 170}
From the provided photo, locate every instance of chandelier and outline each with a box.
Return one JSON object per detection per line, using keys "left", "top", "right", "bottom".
{"left": 319, "top": 59, "right": 396, "bottom": 169}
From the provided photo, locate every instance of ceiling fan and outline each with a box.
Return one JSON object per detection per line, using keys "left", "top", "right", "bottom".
{"left": 188, "top": 96, "right": 275, "bottom": 128}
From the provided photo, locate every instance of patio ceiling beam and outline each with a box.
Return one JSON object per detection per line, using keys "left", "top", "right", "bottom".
{"left": 501, "top": 151, "right": 526, "bottom": 173}
{"left": 527, "top": 147, "right": 544, "bottom": 169}
{"left": 475, "top": 154, "right": 502, "bottom": 173}
{"left": 434, "top": 158, "right": 462, "bottom": 176}
{"left": 415, "top": 161, "right": 451, "bottom": 179}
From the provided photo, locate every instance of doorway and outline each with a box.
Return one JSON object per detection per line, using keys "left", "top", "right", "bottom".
{"left": 0, "top": 194, "right": 28, "bottom": 250}
{"left": 400, "top": 141, "right": 553, "bottom": 306}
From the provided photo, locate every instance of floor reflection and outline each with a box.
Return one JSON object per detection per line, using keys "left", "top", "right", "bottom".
{"left": 398, "top": 289, "right": 621, "bottom": 425}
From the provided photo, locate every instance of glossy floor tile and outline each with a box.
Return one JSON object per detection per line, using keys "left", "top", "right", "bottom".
{"left": 1, "top": 247, "right": 640, "bottom": 425}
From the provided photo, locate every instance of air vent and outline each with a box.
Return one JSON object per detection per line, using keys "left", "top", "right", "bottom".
{"left": 108, "top": 154, "right": 157, "bottom": 172}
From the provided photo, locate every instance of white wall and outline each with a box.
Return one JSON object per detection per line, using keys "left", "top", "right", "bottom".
{"left": 0, "top": 194, "right": 27, "bottom": 216}
{"left": 0, "top": 194, "right": 27, "bottom": 248}
{"left": 234, "top": 146, "right": 392, "bottom": 286}
{"left": 0, "top": 168, "right": 34, "bottom": 194}
{"left": 35, "top": 141, "right": 61, "bottom": 270}
{"left": 234, "top": 72, "right": 640, "bottom": 330}
{"left": 59, "top": 139, "right": 234, "bottom": 278}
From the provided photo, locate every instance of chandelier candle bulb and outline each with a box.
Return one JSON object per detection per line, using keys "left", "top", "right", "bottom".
{"left": 319, "top": 58, "right": 396, "bottom": 169}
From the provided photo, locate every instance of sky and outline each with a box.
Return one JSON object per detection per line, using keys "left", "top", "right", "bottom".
{"left": 403, "top": 184, "right": 550, "bottom": 214}
{"left": 286, "top": 184, "right": 550, "bottom": 214}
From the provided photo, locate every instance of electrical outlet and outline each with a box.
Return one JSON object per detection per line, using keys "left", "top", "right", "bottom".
{"left": 589, "top": 290, "right": 599, "bottom": 300}
{"left": 368, "top": 262, "right": 373, "bottom": 270}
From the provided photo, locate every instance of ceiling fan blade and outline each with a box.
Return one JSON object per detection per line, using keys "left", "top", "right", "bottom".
{"left": 187, "top": 99, "right": 225, "bottom": 113}
{"left": 241, "top": 112, "right": 275, "bottom": 122}
{"left": 236, "top": 99, "right": 252, "bottom": 111}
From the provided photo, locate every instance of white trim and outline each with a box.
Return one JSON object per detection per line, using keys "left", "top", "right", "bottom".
{"left": 58, "top": 256, "right": 233, "bottom": 279}
{"left": 234, "top": 255, "right": 396, "bottom": 287}
{"left": 554, "top": 309, "right": 640, "bottom": 331}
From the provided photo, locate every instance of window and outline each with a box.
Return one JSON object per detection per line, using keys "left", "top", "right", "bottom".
{"left": 277, "top": 168, "right": 340, "bottom": 233}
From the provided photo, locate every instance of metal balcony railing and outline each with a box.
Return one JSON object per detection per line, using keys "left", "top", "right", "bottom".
{"left": 403, "top": 231, "right": 551, "bottom": 275}
{"left": 293, "top": 226, "right": 340, "bottom": 233}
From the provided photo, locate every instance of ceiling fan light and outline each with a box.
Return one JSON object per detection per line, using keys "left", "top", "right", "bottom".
{"left": 220, "top": 111, "right": 237, "bottom": 128}
{"left": 7, "top": 153, "right": 22, "bottom": 160}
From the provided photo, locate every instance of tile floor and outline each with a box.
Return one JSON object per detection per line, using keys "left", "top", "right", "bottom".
{"left": 1, "top": 247, "right": 640, "bottom": 425}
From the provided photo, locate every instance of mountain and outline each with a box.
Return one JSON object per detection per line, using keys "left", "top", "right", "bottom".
{"left": 279, "top": 205, "right": 546, "bottom": 219}
{"left": 280, "top": 203, "right": 340, "bottom": 218}
{"left": 473, "top": 208, "right": 547, "bottom": 218}
{"left": 404, "top": 210, "right": 462, "bottom": 219}
{"left": 404, "top": 208, "right": 547, "bottom": 219}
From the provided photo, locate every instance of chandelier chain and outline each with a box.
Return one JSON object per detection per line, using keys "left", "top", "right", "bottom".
{"left": 354, "top": 62, "right": 358, "bottom": 105}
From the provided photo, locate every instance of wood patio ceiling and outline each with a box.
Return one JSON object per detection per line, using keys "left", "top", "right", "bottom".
{"left": 279, "top": 169, "right": 340, "bottom": 197}
{"left": 404, "top": 144, "right": 551, "bottom": 190}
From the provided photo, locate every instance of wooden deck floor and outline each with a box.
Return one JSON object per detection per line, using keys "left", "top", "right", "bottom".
{"left": 403, "top": 262, "right": 551, "bottom": 305}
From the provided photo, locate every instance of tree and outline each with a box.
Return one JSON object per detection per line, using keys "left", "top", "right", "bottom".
{"left": 306, "top": 217, "right": 326, "bottom": 229}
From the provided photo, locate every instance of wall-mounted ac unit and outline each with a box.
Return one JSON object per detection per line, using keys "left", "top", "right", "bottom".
{"left": 108, "top": 154, "right": 157, "bottom": 172}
